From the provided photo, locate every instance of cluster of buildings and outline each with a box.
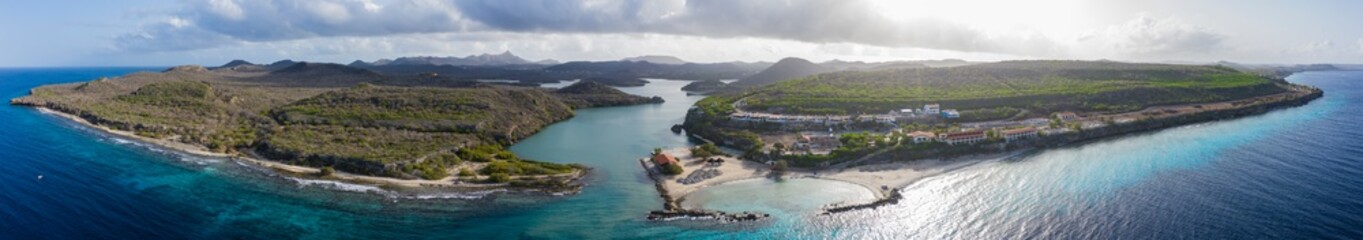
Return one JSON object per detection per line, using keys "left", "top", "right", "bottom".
{"left": 791, "top": 132, "right": 842, "bottom": 153}
{"left": 755, "top": 105, "right": 1156, "bottom": 153}
{"left": 929, "top": 127, "right": 1039, "bottom": 145}
{"left": 729, "top": 112, "right": 854, "bottom": 126}
{"left": 730, "top": 104, "right": 964, "bottom": 127}
{"left": 894, "top": 104, "right": 960, "bottom": 119}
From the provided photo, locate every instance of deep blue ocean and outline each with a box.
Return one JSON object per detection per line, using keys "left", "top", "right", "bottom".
{"left": 1, "top": 68, "right": 1361, "bottom": 239}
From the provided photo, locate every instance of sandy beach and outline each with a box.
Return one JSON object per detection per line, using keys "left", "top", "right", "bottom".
{"left": 651, "top": 147, "right": 1025, "bottom": 207}
{"left": 36, "top": 107, "right": 579, "bottom": 190}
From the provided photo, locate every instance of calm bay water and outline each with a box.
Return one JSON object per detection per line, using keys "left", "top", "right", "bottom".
{"left": 1, "top": 68, "right": 1361, "bottom": 239}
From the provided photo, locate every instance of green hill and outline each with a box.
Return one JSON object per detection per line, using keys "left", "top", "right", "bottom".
{"left": 735, "top": 60, "right": 1288, "bottom": 115}
{"left": 10, "top": 62, "right": 658, "bottom": 182}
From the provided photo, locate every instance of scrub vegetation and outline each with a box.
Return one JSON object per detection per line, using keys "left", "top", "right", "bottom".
{"left": 11, "top": 62, "right": 659, "bottom": 183}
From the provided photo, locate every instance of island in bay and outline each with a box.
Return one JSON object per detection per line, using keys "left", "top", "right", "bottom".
{"left": 8, "top": 55, "right": 1324, "bottom": 220}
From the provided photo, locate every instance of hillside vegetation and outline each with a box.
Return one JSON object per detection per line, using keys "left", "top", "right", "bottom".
{"left": 738, "top": 61, "right": 1288, "bottom": 115}
{"left": 551, "top": 81, "right": 664, "bottom": 108}
{"left": 11, "top": 62, "right": 659, "bottom": 182}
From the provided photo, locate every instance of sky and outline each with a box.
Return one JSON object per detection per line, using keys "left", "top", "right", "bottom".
{"left": 2, "top": 0, "right": 1362, "bottom": 67}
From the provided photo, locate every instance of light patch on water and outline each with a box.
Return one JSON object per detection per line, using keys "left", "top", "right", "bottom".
{"left": 830, "top": 85, "right": 1345, "bottom": 238}
{"left": 539, "top": 79, "right": 581, "bottom": 89}
{"left": 684, "top": 178, "right": 876, "bottom": 216}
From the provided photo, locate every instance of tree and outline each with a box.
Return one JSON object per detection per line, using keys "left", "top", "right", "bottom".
{"left": 318, "top": 166, "right": 335, "bottom": 177}
{"left": 692, "top": 143, "right": 722, "bottom": 158}
{"left": 662, "top": 164, "right": 684, "bottom": 175}
{"left": 772, "top": 160, "right": 789, "bottom": 174}
{"left": 489, "top": 173, "right": 511, "bottom": 183}
{"left": 652, "top": 148, "right": 663, "bottom": 156}
{"left": 743, "top": 146, "right": 763, "bottom": 159}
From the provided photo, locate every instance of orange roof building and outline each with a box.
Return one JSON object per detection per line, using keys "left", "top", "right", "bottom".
{"left": 652, "top": 153, "right": 679, "bottom": 166}
{"left": 1002, "top": 127, "right": 1038, "bottom": 142}
{"left": 939, "top": 130, "right": 987, "bottom": 145}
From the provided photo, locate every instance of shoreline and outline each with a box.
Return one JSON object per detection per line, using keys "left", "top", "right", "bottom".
{"left": 643, "top": 146, "right": 1026, "bottom": 218}
{"left": 653, "top": 85, "right": 1324, "bottom": 216}
{"left": 33, "top": 107, "right": 584, "bottom": 195}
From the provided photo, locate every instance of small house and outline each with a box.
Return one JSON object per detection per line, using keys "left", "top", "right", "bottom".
{"left": 909, "top": 131, "right": 936, "bottom": 144}
{"left": 652, "top": 153, "right": 679, "bottom": 166}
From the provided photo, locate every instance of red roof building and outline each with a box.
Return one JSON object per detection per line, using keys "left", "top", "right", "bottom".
{"left": 1002, "top": 127, "right": 1038, "bottom": 142}
{"left": 652, "top": 153, "right": 679, "bottom": 166}
{"left": 939, "top": 130, "right": 987, "bottom": 145}
{"left": 908, "top": 131, "right": 936, "bottom": 143}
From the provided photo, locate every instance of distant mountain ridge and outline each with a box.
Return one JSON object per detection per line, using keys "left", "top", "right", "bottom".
{"left": 728, "top": 57, "right": 833, "bottom": 88}
{"left": 350, "top": 51, "right": 556, "bottom": 67}
{"left": 621, "top": 55, "right": 688, "bottom": 65}
{"left": 1215, "top": 61, "right": 1338, "bottom": 77}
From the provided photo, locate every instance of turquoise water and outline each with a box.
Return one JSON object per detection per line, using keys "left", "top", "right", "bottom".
{"left": 2, "top": 68, "right": 1362, "bottom": 239}
{"left": 682, "top": 178, "right": 875, "bottom": 216}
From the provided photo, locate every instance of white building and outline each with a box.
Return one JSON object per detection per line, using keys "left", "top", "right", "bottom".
{"left": 942, "top": 109, "right": 960, "bottom": 119}
{"left": 923, "top": 104, "right": 941, "bottom": 115}
{"left": 874, "top": 115, "right": 896, "bottom": 124}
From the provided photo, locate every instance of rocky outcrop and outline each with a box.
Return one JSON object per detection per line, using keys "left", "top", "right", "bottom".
{"left": 681, "top": 80, "right": 727, "bottom": 92}
{"left": 552, "top": 81, "right": 663, "bottom": 108}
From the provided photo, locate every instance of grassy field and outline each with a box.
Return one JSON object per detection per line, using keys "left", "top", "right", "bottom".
{"left": 737, "top": 61, "right": 1286, "bottom": 115}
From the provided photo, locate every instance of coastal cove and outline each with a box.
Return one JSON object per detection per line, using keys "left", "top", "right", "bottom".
{"left": 3, "top": 68, "right": 1363, "bottom": 238}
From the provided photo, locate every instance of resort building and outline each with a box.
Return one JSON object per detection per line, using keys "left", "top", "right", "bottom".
{"left": 1056, "top": 112, "right": 1080, "bottom": 122}
{"left": 923, "top": 104, "right": 941, "bottom": 115}
{"left": 1041, "top": 127, "right": 1072, "bottom": 136}
{"left": 793, "top": 133, "right": 841, "bottom": 153}
{"left": 652, "top": 153, "right": 679, "bottom": 166}
{"left": 1001, "top": 127, "right": 1038, "bottom": 142}
{"left": 942, "top": 109, "right": 961, "bottom": 119}
{"left": 909, "top": 131, "right": 936, "bottom": 144}
{"left": 938, "top": 130, "right": 987, "bottom": 145}
{"left": 874, "top": 115, "right": 896, "bottom": 124}
{"left": 729, "top": 112, "right": 857, "bottom": 127}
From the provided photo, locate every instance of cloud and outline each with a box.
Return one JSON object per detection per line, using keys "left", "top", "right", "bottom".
{"left": 116, "top": 0, "right": 1060, "bottom": 56}
{"left": 1358, "top": 38, "right": 1363, "bottom": 53}
{"left": 114, "top": 17, "right": 239, "bottom": 52}
{"left": 116, "top": 0, "right": 474, "bottom": 51}
{"left": 1089, "top": 15, "right": 1227, "bottom": 57}
{"left": 1291, "top": 40, "right": 1336, "bottom": 53}
{"left": 453, "top": 0, "right": 1063, "bottom": 55}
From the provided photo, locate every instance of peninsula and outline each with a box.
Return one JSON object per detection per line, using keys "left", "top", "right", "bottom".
{"left": 657, "top": 60, "right": 1322, "bottom": 215}
{"left": 10, "top": 61, "right": 664, "bottom": 193}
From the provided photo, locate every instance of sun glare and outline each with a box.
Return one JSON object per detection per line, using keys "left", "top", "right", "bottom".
{"left": 872, "top": 0, "right": 1087, "bottom": 39}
